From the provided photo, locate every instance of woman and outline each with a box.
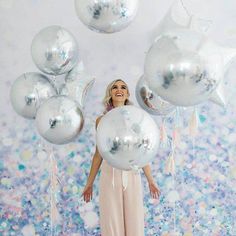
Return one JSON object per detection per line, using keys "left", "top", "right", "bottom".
{"left": 82, "top": 79, "right": 160, "bottom": 236}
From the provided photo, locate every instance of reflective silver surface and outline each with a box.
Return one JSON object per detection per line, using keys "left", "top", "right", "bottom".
{"left": 10, "top": 72, "right": 57, "bottom": 119}
{"left": 36, "top": 96, "right": 84, "bottom": 145}
{"left": 74, "top": 0, "right": 139, "bottom": 33}
{"left": 31, "top": 25, "right": 79, "bottom": 75}
{"left": 96, "top": 105, "right": 160, "bottom": 170}
{"left": 144, "top": 29, "right": 223, "bottom": 106}
{"left": 135, "top": 75, "right": 176, "bottom": 116}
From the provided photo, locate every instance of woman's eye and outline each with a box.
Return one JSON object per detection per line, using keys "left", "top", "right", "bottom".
{"left": 112, "top": 86, "right": 117, "bottom": 89}
{"left": 121, "top": 86, "right": 127, "bottom": 89}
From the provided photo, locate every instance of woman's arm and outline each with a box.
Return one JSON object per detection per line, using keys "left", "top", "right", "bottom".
{"left": 142, "top": 164, "right": 154, "bottom": 183}
{"left": 142, "top": 164, "right": 161, "bottom": 199}
{"left": 82, "top": 116, "right": 103, "bottom": 202}
{"left": 85, "top": 146, "right": 103, "bottom": 186}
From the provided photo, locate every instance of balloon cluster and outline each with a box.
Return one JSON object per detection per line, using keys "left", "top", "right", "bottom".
{"left": 135, "top": 0, "right": 236, "bottom": 176}
{"left": 138, "top": 0, "right": 236, "bottom": 112}
{"left": 137, "top": 28, "right": 225, "bottom": 113}
{"left": 10, "top": 0, "right": 236, "bottom": 171}
{"left": 11, "top": 26, "right": 95, "bottom": 145}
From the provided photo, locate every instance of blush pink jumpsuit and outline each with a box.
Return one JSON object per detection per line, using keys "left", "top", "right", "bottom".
{"left": 99, "top": 160, "right": 144, "bottom": 236}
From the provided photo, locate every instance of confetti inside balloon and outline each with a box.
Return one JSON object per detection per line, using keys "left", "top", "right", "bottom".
{"left": 10, "top": 72, "right": 57, "bottom": 119}
{"left": 31, "top": 25, "right": 79, "bottom": 75}
{"left": 96, "top": 105, "right": 160, "bottom": 170}
{"left": 74, "top": 0, "right": 139, "bottom": 33}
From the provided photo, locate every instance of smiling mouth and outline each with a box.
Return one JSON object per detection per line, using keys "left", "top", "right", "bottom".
{"left": 115, "top": 93, "right": 124, "bottom": 97}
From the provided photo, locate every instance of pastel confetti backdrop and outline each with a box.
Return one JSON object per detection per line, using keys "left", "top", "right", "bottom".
{"left": 1, "top": 92, "right": 236, "bottom": 236}
{"left": 1, "top": 0, "right": 236, "bottom": 235}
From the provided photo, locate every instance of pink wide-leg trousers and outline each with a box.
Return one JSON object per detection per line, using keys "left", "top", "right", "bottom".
{"left": 99, "top": 161, "right": 144, "bottom": 236}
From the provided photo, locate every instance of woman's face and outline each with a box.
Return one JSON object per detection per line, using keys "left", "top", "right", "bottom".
{"left": 110, "top": 80, "right": 129, "bottom": 104}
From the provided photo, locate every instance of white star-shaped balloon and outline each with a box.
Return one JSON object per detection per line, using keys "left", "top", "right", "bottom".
{"left": 59, "top": 61, "right": 95, "bottom": 109}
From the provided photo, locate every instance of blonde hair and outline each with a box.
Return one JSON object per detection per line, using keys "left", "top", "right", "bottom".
{"left": 103, "top": 79, "right": 132, "bottom": 111}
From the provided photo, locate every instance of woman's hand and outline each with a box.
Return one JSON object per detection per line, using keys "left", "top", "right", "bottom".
{"left": 142, "top": 164, "right": 161, "bottom": 199}
{"left": 82, "top": 184, "right": 93, "bottom": 203}
{"left": 148, "top": 181, "right": 161, "bottom": 199}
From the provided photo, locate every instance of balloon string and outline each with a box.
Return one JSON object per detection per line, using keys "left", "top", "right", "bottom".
{"left": 172, "top": 111, "right": 178, "bottom": 234}
{"left": 36, "top": 141, "right": 55, "bottom": 236}
{"left": 172, "top": 168, "right": 176, "bottom": 234}
{"left": 165, "top": 108, "right": 182, "bottom": 175}
{"left": 192, "top": 137, "right": 196, "bottom": 233}
{"left": 49, "top": 148, "right": 61, "bottom": 236}
{"left": 50, "top": 150, "right": 55, "bottom": 236}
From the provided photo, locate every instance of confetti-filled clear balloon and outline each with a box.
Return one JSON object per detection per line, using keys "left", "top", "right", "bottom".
{"left": 10, "top": 72, "right": 57, "bottom": 119}
{"left": 144, "top": 29, "right": 223, "bottom": 106}
{"left": 31, "top": 25, "right": 79, "bottom": 75}
{"left": 59, "top": 62, "right": 95, "bottom": 108}
{"left": 74, "top": 0, "right": 139, "bottom": 33}
{"left": 36, "top": 96, "right": 84, "bottom": 145}
{"left": 136, "top": 75, "right": 176, "bottom": 116}
{"left": 96, "top": 105, "right": 160, "bottom": 170}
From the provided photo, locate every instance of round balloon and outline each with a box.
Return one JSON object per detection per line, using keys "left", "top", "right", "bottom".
{"left": 10, "top": 72, "right": 57, "bottom": 119}
{"left": 136, "top": 75, "right": 176, "bottom": 116}
{"left": 31, "top": 25, "right": 79, "bottom": 75}
{"left": 144, "top": 29, "right": 223, "bottom": 106}
{"left": 74, "top": 0, "right": 139, "bottom": 33}
{"left": 36, "top": 96, "right": 84, "bottom": 145}
{"left": 96, "top": 105, "right": 160, "bottom": 170}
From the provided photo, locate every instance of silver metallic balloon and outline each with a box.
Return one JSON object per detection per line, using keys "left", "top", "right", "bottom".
{"left": 96, "top": 105, "right": 160, "bottom": 170}
{"left": 136, "top": 75, "right": 176, "bottom": 116}
{"left": 31, "top": 25, "right": 79, "bottom": 75}
{"left": 144, "top": 29, "right": 223, "bottom": 106}
{"left": 10, "top": 72, "right": 57, "bottom": 119}
{"left": 74, "top": 0, "right": 139, "bottom": 33}
{"left": 59, "top": 62, "right": 95, "bottom": 108}
{"left": 36, "top": 96, "right": 84, "bottom": 145}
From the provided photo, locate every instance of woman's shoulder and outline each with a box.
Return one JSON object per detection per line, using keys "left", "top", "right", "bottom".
{"left": 95, "top": 115, "right": 103, "bottom": 128}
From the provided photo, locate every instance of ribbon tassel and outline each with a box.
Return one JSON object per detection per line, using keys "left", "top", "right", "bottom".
{"left": 172, "top": 127, "right": 181, "bottom": 148}
{"left": 189, "top": 108, "right": 199, "bottom": 137}
{"left": 160, "top": 120, "right": 168, "bottom": 148}
{"left": 49, "top": 150, "right": 61, "bottom": 231}
{"left": 165, "top": 151, "right": 175, "bottom": 176}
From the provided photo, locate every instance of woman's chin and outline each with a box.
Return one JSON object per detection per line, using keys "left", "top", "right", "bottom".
{"left": 113, "top": 98, "right": 125, "bottom": 102}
